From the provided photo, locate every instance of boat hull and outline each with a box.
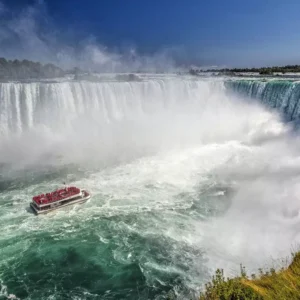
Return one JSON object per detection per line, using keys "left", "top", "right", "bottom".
{"left": 30, "top": 190, "right": 91, "bottom": 215}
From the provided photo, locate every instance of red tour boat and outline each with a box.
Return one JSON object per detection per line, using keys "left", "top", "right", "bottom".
{"left": 30, "top": 186, "right": 91, "bottom": 215}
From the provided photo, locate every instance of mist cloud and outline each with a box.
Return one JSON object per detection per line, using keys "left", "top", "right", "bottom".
{"left": 0, "top": 1, "right": 179, "bottom": 72}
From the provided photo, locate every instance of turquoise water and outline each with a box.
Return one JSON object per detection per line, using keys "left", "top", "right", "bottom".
{"left": 1, "top": 76, "right": 300, "bottom": 299}
{"left": 0, "top": 153, "right": 233, "bottom": 299}
{"left": 225, "top": 79, "right": 300, "bottom": 121}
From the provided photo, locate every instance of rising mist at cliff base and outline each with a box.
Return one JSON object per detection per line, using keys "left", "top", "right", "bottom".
{"left": 1, "top": 76, "right": 300, "bottom": 300}
{"left": 0, "top": 79, "right": 290, "bottom": 167}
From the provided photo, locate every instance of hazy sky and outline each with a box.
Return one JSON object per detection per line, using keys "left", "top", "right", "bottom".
{"left": 1, "top": 0, "right": 300, "bottom": 68}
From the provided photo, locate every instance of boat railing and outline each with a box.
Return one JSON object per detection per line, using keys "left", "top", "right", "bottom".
{"left": 32, "top": 187, "right": 81, "bottom": 205}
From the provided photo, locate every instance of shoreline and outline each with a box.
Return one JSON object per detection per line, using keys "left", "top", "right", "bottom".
{"left": 199, "top": 251, "right": 300, "bottom": 300}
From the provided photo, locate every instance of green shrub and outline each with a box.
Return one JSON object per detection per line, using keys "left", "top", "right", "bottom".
{"left": 200, "top": 252, "right": 300, "bottom": 300}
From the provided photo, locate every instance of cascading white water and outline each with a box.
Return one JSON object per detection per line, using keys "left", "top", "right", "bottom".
{"left": 1, "top": 75, "right": 300, "bottom": 299}
{"left": 0, "top": 79, "right": 225, "bottom": 135}
{"left": 226, "top": 79, "right": 300, "bottom": 120}
{"left": 0, "top": 77, "right": 250, "bottom": 166}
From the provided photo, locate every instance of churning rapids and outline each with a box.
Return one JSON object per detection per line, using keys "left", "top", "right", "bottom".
{"left": 1, "top": 75, "right": 300, "bottom": 299}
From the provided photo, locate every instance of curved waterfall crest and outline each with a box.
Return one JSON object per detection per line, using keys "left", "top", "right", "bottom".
{"left": 0, "top": 78, "right": 226, "bottom": 136}
{"left": 226, "top": 80, "right": 300, "bottom": 120}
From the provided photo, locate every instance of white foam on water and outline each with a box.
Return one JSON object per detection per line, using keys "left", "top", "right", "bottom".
{"left": 1, "top": 76, "right": 300, "bottom": 295}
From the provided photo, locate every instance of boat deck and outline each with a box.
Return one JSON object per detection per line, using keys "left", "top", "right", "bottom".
{"left": 32, "top": 187, "right": 81, "bottom": 206}
{"left": 30, "top": 187, "right": 91, "bottom": 215}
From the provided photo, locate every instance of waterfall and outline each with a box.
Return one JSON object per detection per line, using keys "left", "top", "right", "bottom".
{"left": 0, "top": 79, "right": 226, "bottom": 137}
{"left": 2, "top": 77, "right": 299, "bottom": 140}
{"left": 226, "top": 80, "right": 300, "bottom": 121}
{"left": 1, "top": 77, "right": 296, "bottom": 166}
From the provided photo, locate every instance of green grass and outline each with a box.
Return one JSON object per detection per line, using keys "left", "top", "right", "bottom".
{"left": 199, "top": 252, "right": 300, "bottom": 300}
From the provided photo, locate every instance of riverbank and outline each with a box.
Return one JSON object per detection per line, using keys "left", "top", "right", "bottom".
{"left": 200, "top": 251, "right": 300, "bottom": 299}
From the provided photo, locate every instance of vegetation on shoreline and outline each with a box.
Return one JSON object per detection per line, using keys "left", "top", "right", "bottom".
{"left": 0, "top": 57, "right": 146, "bottom": 81}
{"left": 1, "top": 56, "right": 300, "bottom": 80}
{"left": 0, "top": 58, "right": 67, "bottom": 80}
{"left": 0, "top": 58, "right": 87, "bottom": 81}
{"left": 190, "top": 65, "right": 300, "bottom": 76}
{"left": 199, "top": 251, "right": 300, "bottom": 300}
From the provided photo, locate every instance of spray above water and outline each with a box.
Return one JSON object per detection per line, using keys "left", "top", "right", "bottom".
{"left": 0, "top": 78, "right": 284, "bottom": 165}
{"left": 1, "top": 1, "right": 300, "bottom": 298}
{"left": 1, "top": 75, "right": 300, "bottom": 299}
